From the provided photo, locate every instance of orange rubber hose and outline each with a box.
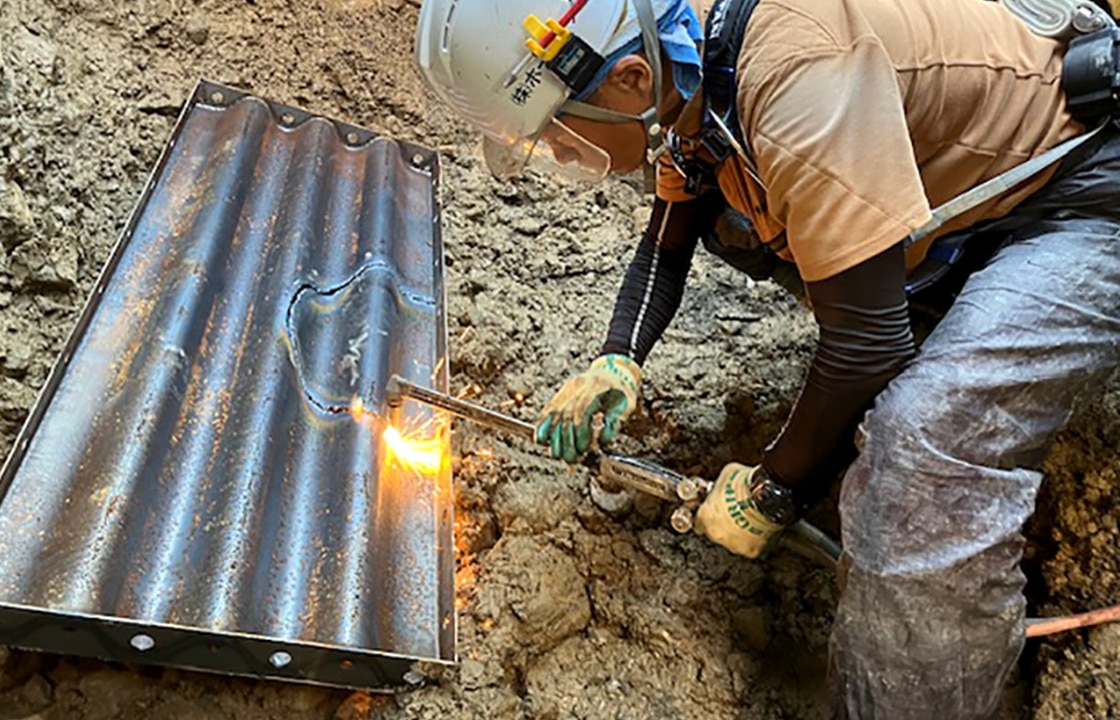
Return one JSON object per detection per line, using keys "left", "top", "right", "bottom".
{"left": 1026, "top": 604, "right": 1120, "bottom": 638}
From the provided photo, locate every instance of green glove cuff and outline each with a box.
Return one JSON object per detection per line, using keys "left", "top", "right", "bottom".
{"left": 590, "top": 354, "right": 642, "bottom": 395}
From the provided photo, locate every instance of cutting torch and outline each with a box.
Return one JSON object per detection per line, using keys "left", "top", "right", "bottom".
{"left": 384, "top": 375, "right": 841, "bottom": 566}
{"left": 380, "top": 377, "right": 1120, "bottom": 635}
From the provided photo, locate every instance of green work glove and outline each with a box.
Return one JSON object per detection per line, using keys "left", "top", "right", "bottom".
{"left": 534, "top": 354, "right": 642, "bottom": 463}
{"left": 695, "top": 463, "right": 790, "bottom": 559}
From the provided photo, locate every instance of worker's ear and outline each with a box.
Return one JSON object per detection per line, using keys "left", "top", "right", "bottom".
{"left": 594, "top": 55, "right": 654, "bottom": 110}
{"left": 609, "top": 55, "right": 653, "bottom": 93}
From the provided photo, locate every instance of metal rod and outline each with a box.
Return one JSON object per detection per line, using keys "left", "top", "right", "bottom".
{"left": 591, "top": 451, "right": 684, "bottom": 502}
{"left": 386, "top": 375, "right": 536, "bottom": 439}
{"left": 386, "top": 376, "right": 682, "bottom": 500}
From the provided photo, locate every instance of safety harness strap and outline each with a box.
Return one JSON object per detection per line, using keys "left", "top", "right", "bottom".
{"left": 904, "top": 121, "right": 1111, "bottom": 294}
{"left": 908, "top": 122, "right": 1109, "bottom": 248}
{"left": 666, "top": 0, "right": 762, "bottom": 195}
{"left": 703, "top": 0, "right": 763, "bottom": 132}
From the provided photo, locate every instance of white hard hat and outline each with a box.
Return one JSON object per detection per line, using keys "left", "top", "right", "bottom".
{"left": 415, "top": 0, "right": 664, "bottom": 181}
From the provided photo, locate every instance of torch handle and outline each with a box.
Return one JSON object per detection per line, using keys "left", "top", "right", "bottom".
{"left": 386, "top": 375, "right": 707, "bottom": 500}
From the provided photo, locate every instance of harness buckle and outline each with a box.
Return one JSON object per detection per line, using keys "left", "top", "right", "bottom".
{"left": 699, "top": 124, "right": 734, "bottom": 163}
{"left": 667, "top": 129, "right": 715, "bottom": 196}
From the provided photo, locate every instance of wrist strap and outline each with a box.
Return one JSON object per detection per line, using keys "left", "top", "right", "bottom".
{"left": 749, "top": 465, "right": 803, "bottom": 525}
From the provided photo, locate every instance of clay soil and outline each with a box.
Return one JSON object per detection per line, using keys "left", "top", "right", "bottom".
{"left": 0, "top": 1, "right": 1118, "bottom": 718}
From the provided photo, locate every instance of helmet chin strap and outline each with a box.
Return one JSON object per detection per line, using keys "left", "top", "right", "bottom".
{"left": 634, "top": 0, "right": 666, "bottom": 162}
{"left": 560, "top": 0, "right": 667, "bottom": 164}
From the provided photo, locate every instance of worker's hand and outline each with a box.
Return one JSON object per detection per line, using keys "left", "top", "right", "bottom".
{"left": 534, "top": 354, "right": 642, "bottom": 463}
{"left": 695, "top": 463, "right": 786, "bottom": 559}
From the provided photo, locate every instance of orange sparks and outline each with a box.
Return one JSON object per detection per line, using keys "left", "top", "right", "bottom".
{"left": 346, "top": 394, "right": 448, "bottom": 476}
{"left": 382, "top": 425, "right": 445, "bottom": 475}
{"left": 350, "top": 395, "right": 366, "bottom": 422}
{"left": 456, "top": 383, "right": 483, "bottom": 400}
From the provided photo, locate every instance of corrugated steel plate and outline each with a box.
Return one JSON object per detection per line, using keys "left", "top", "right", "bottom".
{"left": 0, "top": 81, "right": 455, "bottom": 689}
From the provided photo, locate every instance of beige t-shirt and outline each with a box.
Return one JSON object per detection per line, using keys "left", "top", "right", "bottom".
{"left": 664, "top": 0, "right": 1083, "bottom": 282}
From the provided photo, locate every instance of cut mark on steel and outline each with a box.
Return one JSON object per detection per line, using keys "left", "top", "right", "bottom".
{"left": 285, "top": 263, "right": 398, "bottom": 417}
{"left": 284, "top": 270, "right": 451, "bottom": 484}
{"left": 285, "top": 260, "right": 440, "bottom": 418}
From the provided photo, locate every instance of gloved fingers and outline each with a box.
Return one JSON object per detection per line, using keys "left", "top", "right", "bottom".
{"left": 549, "top": 418, "right": 564, "bottom": 460}
{"left": 600, "top": 415, "right": 619, "bottom": 445}
{"left": 535, "top": 414, "right": 554, "bottom": 445}
{"left": 535, "top": 375, "right": 594, "bottom": 433}
{"left": 561, "top": 419, "right": 578, "bottom": 464}
{"left": 575, "top": 396, "right": 603, "bottom": 455}
{"left": 694, "top": 507, "right": 764, "bottom": 559}
{"left": 599, "top": 395, "right": 630, "bottom": 445}
{"left": 575, "top": 413, "right": 594, "bottom": 455}
{"left": 533, "top": 371, "right": 628, "bottom": 461}
{"left": 540, "top": 403, "right": 596, "bottom": 460}
{"left": 546, "top": 414, "right": 580, "bottom": 464}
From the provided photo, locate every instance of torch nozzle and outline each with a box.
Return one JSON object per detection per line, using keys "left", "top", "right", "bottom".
{"left": 384, "top": 375, "right": 405, "bottom": 410}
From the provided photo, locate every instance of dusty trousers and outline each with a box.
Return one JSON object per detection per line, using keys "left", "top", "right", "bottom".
{"left": 828, "top": 128, "right": 1120, "bottom": 720}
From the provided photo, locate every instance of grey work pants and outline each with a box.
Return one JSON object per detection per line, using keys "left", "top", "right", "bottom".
{"left": 829, "top": 133, "right": 1120, "bottom": 719}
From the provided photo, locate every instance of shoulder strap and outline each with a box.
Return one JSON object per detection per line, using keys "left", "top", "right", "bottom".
{"left": 703, "top": 0, "right": 763, "bottom": 127}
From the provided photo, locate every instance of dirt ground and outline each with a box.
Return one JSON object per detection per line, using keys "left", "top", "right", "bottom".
{"left": 0, "top": 1, "right": 1118, "bottom": 718}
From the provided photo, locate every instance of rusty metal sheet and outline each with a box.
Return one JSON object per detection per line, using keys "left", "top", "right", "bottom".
{"left": 0, "top": 81, "right": 455, "bottom": 689}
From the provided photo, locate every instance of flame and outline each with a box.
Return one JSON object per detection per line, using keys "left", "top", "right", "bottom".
{"left": 345, "top": 393, "right": 448, "bottom": 476}
{"left": 382, "top": 424, "right": 445, "bottom": 475}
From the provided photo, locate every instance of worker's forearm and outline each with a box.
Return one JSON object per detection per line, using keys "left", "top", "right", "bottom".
{"left": 601, "top": 195, "right": 719, "bottom": 363}
{"left": 764, "top": 242, "right": 915, "bottom": 504}
{"left": 601, "top": 232, "right": 694, "bottom": 363}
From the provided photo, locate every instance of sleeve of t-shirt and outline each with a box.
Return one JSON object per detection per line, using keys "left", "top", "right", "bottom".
{"left": 746, "top": 37, "right": 934, "bottom": 282}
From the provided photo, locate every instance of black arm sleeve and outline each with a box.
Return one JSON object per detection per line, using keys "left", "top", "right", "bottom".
{"left": 602, "top": 193, "right": 723, "bottom": 364}
{"left": 763, "top": 242, "right": 915, "bottom": 504}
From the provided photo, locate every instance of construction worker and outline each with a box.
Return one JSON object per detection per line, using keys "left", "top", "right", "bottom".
{"left": 416, "top": 0, "right": 1120, "bottom": 717}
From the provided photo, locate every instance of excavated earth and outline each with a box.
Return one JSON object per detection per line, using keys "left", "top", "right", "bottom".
{"left": 0, "top": 1, "right": 1117, "bottom": 718}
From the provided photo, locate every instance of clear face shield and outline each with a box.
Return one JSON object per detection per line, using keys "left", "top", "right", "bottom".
{"left": 481, "top": 0, "right": 666, "bottom": 185}
{"left": 482, "top": 116, "right": 614, "bottom": 184}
